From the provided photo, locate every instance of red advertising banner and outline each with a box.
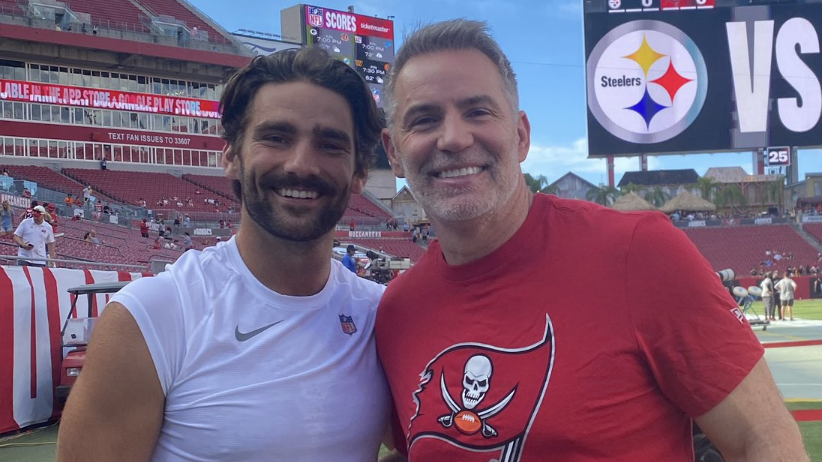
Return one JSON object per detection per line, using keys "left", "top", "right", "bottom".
{"left": 0, "top": 79, "right": 221, "bottom": 119}
{"left": 95, "top": 128, "right": 224, "bottom": 149}
{"left": 0, "top": 120, "right": 224, "bottom": 151}
{"left": 305, "top": 5, "right": 394, "bottom": 39}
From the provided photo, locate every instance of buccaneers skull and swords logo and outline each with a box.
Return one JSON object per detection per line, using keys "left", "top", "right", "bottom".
{"left": 405, "top": 315, "right": 555, "bottom": 462}
{"left": 437, "top": 354, "right": 517, "bottom": 438}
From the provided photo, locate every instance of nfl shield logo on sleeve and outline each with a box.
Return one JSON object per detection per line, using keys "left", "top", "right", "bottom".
{"left": 339, "top": 314, "right": 357, "bottom": 335}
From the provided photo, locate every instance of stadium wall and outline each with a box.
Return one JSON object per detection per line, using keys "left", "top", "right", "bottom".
{"left": 0, "top": 267, "right": 144, "bottom": 435}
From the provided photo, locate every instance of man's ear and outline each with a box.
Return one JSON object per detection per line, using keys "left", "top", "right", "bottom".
{"left": 517, "top": 111, "right": 531, "bottom": 164}
{"left": 222, "top": 144, "right": 239, "bottom": 180}
{"left": 382, "top": 128, "right": 405, "bottom": 178}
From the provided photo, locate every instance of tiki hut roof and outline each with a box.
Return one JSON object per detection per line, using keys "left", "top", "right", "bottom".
{"left": 659, "top": 191, "right": 717, "bottom": 213}
{"left": 611, "top": 192, "right": 657, "bottom": 211}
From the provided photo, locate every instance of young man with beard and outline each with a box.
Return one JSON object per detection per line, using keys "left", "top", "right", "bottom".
{"left": 58, "top": 47, "right": 390, "bottom": 462}
{"left": 375, "top": 19, "right": 808, "bottom": 462}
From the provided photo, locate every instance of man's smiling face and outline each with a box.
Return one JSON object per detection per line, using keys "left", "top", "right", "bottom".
{"left": 225, "top": 81, "right": 364, "bottom": 242}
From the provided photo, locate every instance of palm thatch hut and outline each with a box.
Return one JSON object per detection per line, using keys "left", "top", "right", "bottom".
{"left": 659, "top": 191, "right": 716, "bottom": 213}
{"left": 611, "top": 192, "right": 657, "bottom": 211}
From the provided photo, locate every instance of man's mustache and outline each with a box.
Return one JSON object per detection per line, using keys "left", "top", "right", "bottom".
{"left": 262, "top": 173, "right": 336, "bottom": 196}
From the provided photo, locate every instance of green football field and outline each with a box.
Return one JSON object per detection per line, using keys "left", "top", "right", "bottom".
{"left": 790, "top": 299, "right": 822, "bottom": 321}
{"left": 787, "top": 402, "right": 822, "bottom": 459}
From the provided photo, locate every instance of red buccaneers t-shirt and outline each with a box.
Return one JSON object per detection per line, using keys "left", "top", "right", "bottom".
{"left": 376, "top": 194, "right": 763, "bottom": 462}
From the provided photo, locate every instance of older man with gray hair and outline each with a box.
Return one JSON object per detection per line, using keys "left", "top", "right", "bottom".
{"left": 375, "top": 18, "right": 808, "bottom": 462}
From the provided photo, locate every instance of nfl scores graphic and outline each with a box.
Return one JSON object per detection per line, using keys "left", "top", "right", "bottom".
{"left": 587, "top": 20, "right": 708, "bottom": 144}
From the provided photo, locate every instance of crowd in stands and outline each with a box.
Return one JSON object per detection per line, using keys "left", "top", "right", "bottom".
{"left": 750, "top": 249, "right": 822, "bottom": 277}
{"left": 0, "top": 167, "right": 434, "bottom": 269}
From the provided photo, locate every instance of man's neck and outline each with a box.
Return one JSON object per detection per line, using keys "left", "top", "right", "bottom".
{"left": 432, "top": 186, "right": 534, "bottom": 266}
{"left": 234, "top": 216, "right": 333, "bottom": 297}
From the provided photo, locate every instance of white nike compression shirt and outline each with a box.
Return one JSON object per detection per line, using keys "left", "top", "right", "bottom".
{"left": 110, "top": 238, "right": 390, "bottom": 461}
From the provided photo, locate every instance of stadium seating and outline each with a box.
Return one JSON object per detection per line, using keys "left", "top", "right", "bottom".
{"left": 57, "top": 217, "right": 185, "bottom": 265}
{"left": 63, "top": 168, "right": 239, "bottom": 213}
{"left": 182, "top": 173, "right": 235, "bottom": 201}
{"left": 348, "top": 194, "right": 393, "bottom": 219}
{"left": 0, "top": 0, "right": 25, "bottom": 16}
{"left": 801, "top": 223, "right": 822, "bottom": 249}
{"left": 683, "top": 225, "right": 819, "bottom": 276}
{"left": 62, "top": 0, "right": 148, "bottom": 31}
{"left": 0, "top": 164, "right": 116, "bottom": 203}
{"left": 136, "top": 0, "right": 224, "bottom": 43}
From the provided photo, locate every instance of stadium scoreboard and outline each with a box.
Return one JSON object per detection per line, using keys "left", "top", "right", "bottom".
{"left": 605, "top": 0, "right": 716, "bottom": 12}
{"left": 583, "top": 0, "right": 822, "bottom": 157}
{"left": 301, "top": 4, "right": 394, "bottom": 107}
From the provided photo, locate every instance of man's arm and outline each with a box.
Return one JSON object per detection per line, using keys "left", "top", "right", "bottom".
{"left": 57, "top": 302, "right": 165, "bottom": 462}
{"left": 694, "top": 357, "right": 808, "bottom": 462}
{"left": 48, "top": 237, "right": 56, "bottom": 266}
{"left": 12, "top": 233, "right": 27, "bottom": 248}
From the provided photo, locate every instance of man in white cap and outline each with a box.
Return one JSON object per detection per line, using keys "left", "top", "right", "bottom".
{"left": 13, "top": 205, "right": 55, "bottom": 267}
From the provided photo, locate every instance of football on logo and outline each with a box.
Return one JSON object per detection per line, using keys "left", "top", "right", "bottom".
{"left": 587, "top": 20, "right": 708, "bottom": 144}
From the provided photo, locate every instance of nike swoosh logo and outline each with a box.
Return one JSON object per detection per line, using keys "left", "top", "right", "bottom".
{"left": 235, "top": 320, "right": 283, "bottom": 342}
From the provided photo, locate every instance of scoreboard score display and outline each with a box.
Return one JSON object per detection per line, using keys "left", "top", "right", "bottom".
{"left": 765, "top": 146, "right": 791, "bottom": 166}
{"left": 583, "top": 0, "right": 822, "bottom": 157}
{"left": 304, "top": 5, "right": 394, "bottom": 107}
{"left": 606, "top": 0, "right": 716, "bottom": 12}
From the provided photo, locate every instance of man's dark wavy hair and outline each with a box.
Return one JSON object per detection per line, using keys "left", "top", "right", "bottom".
{"left": 220, "top": 47, "right": 382, "bottom": 200}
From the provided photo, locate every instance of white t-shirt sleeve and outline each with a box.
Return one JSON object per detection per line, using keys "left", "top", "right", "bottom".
{"left": 13, "top": 220, "right": 26, "bottom": 237}
{"left": 109, "top": 273, "right": 186, "bottom": 395}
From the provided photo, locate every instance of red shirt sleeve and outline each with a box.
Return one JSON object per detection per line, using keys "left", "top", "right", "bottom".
{"left": 626, "top": 213, "right": 764, "bottom": 417}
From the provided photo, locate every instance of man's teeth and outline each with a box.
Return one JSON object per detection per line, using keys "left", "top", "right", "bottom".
{"left": 279, "top": 189, "right": 318, "bottom": 199}
{"left": 438, "top": 166, "right": 482, "bottom": 179}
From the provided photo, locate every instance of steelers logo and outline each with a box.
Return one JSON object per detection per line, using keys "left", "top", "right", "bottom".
{"left": 587, "top": 20, "right": 708, "bottom": 144}
{"left": 608, "top": 0, "right": 621, "bottom": 9}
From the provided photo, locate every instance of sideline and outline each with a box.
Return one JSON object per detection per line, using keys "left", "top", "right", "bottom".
{"left": 791, "top": 410, "right": 822, "bottom": 422}
{"left": 763, "top": 339, "right": 822, "bottom": 348}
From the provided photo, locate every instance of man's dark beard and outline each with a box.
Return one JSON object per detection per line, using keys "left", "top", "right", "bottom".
{"left": 241, "top": 167, "right": 351, "bottom": 243}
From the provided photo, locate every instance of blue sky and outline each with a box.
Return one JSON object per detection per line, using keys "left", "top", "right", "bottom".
{"left": 189, "top": 0, "right": 822, "bottom": 188}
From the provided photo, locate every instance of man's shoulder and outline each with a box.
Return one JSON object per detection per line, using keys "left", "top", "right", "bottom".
{"left": 539, "top": 194, "right": 645, "bottom": 226}
{"left": 332, "top": 258, "right": 385, "bottom": 296}
{"left": 123, "top": 246, "right": 233, "bottom": 297}
{"left": 539, "top": 194, "right": 669, "bottom": 239}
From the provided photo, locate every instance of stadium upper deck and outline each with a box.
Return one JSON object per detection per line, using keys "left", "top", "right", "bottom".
{"left": 0, "top": 0, "right": 252, "bottom": 174}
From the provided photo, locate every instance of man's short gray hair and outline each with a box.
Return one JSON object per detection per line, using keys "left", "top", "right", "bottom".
{"left": 383, "top": 19, "right": 519, "bottom": 129}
